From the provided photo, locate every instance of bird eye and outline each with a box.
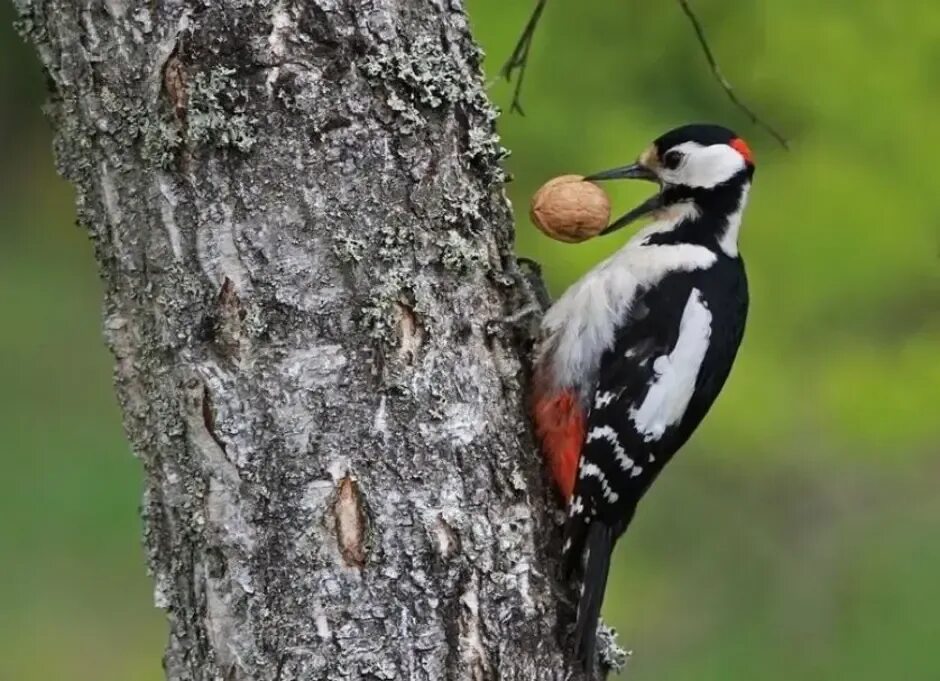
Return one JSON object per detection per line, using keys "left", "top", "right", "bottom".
{"left": 662, "top": 150, "right": 683, "bottom": 170}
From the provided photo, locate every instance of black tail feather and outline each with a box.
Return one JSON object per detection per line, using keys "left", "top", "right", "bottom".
{"left": 573, "top": 522, "right": 613, "bottom": 668}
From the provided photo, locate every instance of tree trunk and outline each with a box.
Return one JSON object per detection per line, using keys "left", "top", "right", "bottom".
{"left": 15, "top": 1, "right": 624, "bottom": 679}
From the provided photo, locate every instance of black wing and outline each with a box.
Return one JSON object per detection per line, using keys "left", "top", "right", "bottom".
{"left": 564, "top": 261, "right": 747, "bottom": 664}
{"left": 564, "top": 275, "right": 693, "bottom": 563}
{"left": 564, "top": 260, "right": 748, "bottom": 564}
{"left": 564, "top": 273, "right": 695, "bottom": 663}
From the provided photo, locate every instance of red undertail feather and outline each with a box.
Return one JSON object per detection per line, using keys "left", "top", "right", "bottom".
{"left": 532, "top": 386, "right": 586, "bottom": 501}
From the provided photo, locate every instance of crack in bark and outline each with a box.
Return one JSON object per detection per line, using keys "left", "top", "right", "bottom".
{"left": 333, "top": 475, "right": 369, "bottom": 568}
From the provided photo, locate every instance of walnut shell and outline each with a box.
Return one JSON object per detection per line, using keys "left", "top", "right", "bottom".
{"left": 529, "top": 175, "right": 611, "bottom": 243}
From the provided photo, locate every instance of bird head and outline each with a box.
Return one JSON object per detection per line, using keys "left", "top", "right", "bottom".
{"left": 585, "top": 124, "right": 755, "bottom": 235}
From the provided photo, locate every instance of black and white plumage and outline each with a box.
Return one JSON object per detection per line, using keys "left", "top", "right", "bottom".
{"left": 531, "top": 124, "right": 754, "bottom": 667}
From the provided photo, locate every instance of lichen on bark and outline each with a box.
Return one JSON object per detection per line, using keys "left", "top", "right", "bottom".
{"left": 14, "top": 0, "right": 624, "bottom": 679}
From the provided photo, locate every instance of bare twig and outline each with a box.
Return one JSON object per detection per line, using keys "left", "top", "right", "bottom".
{"left": 498, "top": 0, "right": 549, "bottom": 115}
{"left": 675, "top": 0, "right": 789, "bottom": 148}
{"left": 498, "top": 0, "right": 789, "bottom": 149}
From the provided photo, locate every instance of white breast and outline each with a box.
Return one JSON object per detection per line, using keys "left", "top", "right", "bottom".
{"left": 538, "top": 213, "right": 717, "bottom": 396}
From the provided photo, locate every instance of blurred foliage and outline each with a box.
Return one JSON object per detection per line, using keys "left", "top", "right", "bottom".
{"left": 1, "top": 1, "right": 937, "bottom": 679}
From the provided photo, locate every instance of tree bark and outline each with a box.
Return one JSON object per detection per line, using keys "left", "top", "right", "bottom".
{"left": 15, "top": 1, "right": 625, "bottom": 679}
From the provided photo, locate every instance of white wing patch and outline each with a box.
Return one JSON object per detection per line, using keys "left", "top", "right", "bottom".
{"left": 629, "top": 288, "right": 713, "bottom": 441}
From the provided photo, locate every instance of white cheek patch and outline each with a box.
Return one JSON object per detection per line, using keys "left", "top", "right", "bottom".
{"left": 661, "top": 141, "right": 746, "bottom": 189}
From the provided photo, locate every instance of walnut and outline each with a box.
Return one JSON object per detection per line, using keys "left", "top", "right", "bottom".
{"left": 529, "top": 175, "right": 611, "bottom": 243}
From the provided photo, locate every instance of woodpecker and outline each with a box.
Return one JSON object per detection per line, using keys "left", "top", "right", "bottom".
{"left": 531, "top": 123, "right": 755, "bottom": 667}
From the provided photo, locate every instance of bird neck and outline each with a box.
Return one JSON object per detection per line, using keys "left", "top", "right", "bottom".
{"left": 645, "top": 172, "right": 752, "bottom": 257}
{"left": 714, "top": 181, "right": 750, "bottom": 257}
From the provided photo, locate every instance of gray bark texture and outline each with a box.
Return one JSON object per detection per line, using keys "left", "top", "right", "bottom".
{"left": 14, "top": 0, "right": 625, "bottom": 679}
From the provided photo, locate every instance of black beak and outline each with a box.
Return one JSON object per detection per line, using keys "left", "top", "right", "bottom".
{"left": 583, "top": 162, "right": 657, "bottom": 183}
{"left": 583, "top": 162, "right": 662, "bottom": 235}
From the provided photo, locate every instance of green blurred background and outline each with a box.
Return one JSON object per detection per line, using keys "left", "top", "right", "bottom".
{"left": 2, "top": 1, "right": 938, "bottom": 679}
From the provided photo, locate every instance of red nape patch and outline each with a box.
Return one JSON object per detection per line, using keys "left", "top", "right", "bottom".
{"left": 730, "top": 137, "right": 754, "bottom": 164}
{"left": 532, "top": 389, "right": 586, "bottom": 501}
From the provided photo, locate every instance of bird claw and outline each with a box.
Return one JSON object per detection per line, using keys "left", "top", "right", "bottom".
{"left": 515, "top": 257, "right": 552, "bottom": 311}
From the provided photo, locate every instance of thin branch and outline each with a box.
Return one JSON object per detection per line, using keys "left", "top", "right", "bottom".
{"left": 498, "top": 0, "right": 549, "bottom": 115}
{"left": 498, "top": 0, "right": 789, "bottom": 148}
{"left": 675, "top": 0, "right": 789, "bottom": 149}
